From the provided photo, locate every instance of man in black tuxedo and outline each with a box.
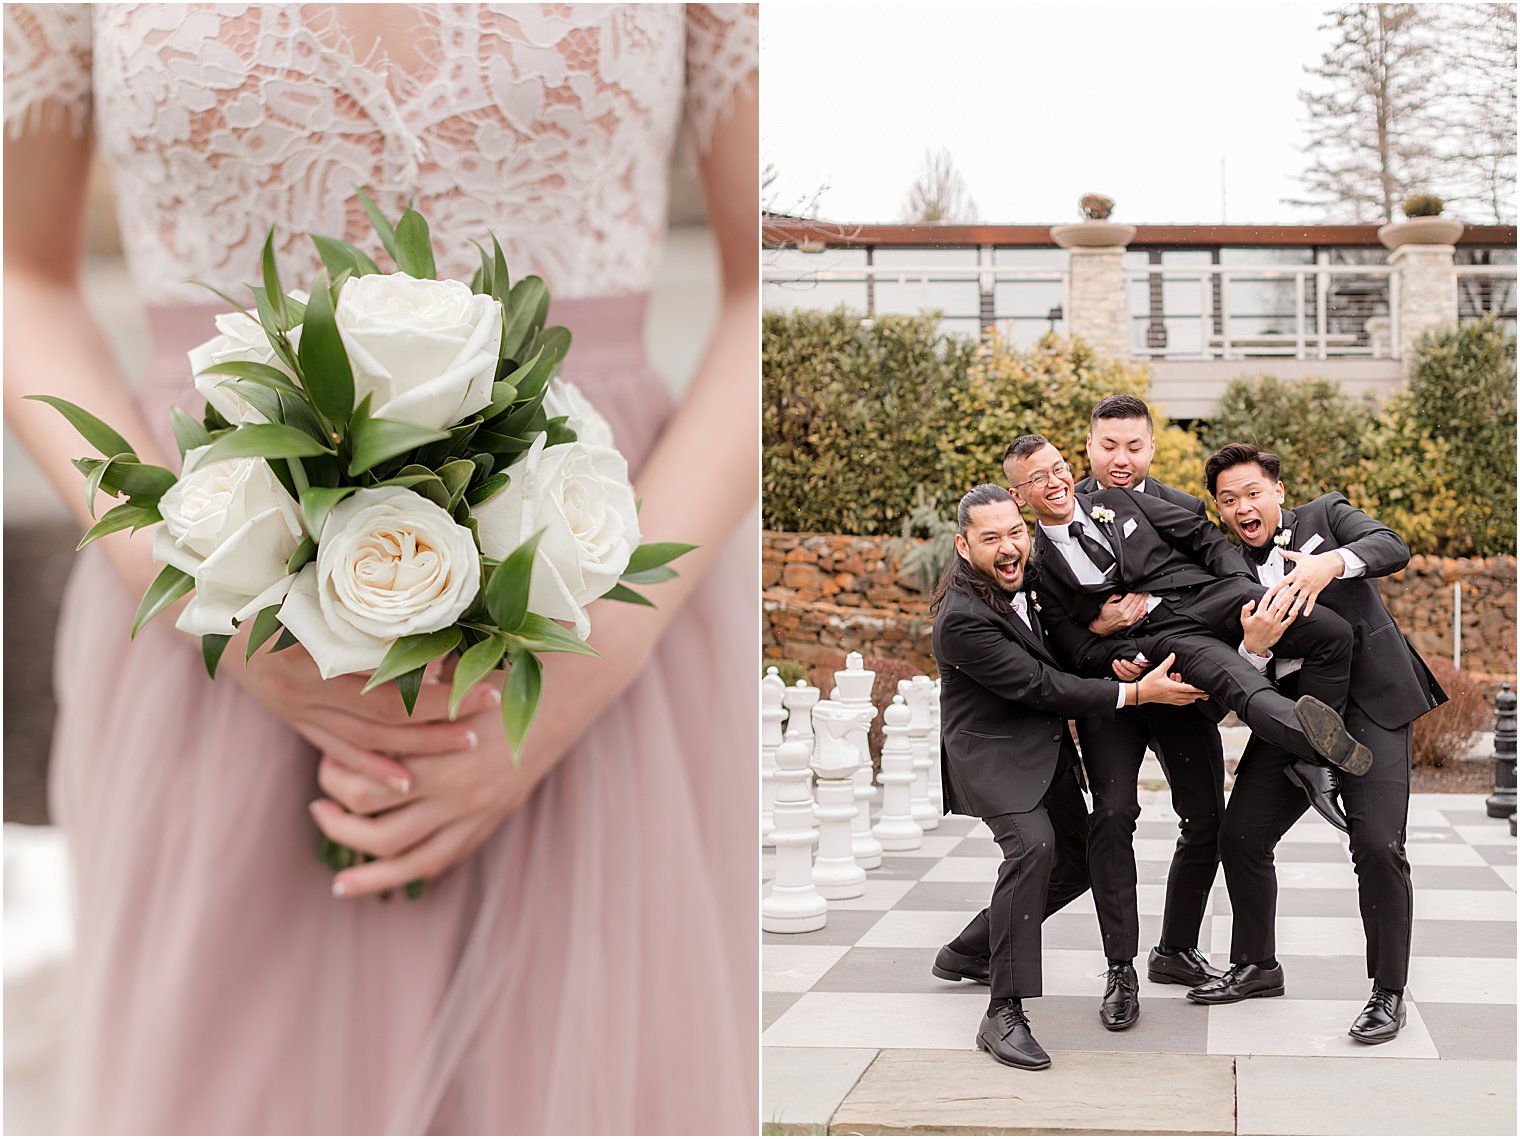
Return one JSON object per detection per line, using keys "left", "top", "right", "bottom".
{"left": 1053, "top": 394, "right": 1231, "bottom": 1030}
{"left": 930, "top": 483, "right": 1205, "bottom": 1069}
{"left": 1190, "top": 444, "right": 1446, "bottom": 1043}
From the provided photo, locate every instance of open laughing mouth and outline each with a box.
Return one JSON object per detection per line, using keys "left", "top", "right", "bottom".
{"left": 1107, "top": 469, "right": 1133, "bottom": 485}
{"left": 1239, "top": 517, "right": 1264, "bottom": 542}
{"left": 995, "top": 557, "right": 1022, "bottom": 585}
{"left": 1045, "top": 485, "right": 1069, "bottom": 507}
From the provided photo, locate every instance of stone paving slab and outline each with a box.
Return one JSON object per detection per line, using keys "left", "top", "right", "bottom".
{"left": 830, "top": 1048, "right": 1237, "bottom": 1135}
{"left": 762, "top": 1046, "right": 878, "bottom": 1131}
{"left": 1235, "top": 1055, "right": 1516, "bottom": 1135}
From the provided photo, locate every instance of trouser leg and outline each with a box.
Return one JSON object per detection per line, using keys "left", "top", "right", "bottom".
{"left": 1340, "top": 707, "right": 1414, "bottom": 989}
{"left": 1146, "top": 704, "right": 1226, "bottom": 950}
{"left": 1218, "top": 738, "right": 1309, "bottom": 965}
{"left": 1077, "top": 712, "right": 1149, "bottom": 959}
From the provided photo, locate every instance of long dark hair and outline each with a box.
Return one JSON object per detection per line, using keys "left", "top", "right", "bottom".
{"left": 930, "top": 484, "right": 1025, "bottom": 617}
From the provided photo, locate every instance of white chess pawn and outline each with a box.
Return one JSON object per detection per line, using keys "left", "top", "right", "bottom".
{"left": 834, "top": 652, "right": 881, "bottom": 870}
{"left": 906, "top": 675, "right": 939, "bottom": 831}
{"left": 928, "top": 676, "right": 945, "bottom": 814}
{"left": 761, "top": 668, "right": 786, "bottom": 846}
{"left": 874, "top": 695, "right": 923, "bottom": 851}
{"left": 781, "top": 678, "right": 820, "bottom": 754}
{"left": 761, "top": 739, "right": 828, "bottom": 933}
{"left": 809, "top": 699, "right": 866, "bottom": 899}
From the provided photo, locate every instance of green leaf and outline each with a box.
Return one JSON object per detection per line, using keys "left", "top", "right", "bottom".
{"left": 77, "top": 500, "right": 161, "bottom": 549}
{"left": 94, "top": 459, "right": 178, "bottom": 500}
{"left": 622, "top": 564, "right": 677, "bottom": 586}
{"left": 187, "top": 279, "right": 255, "bottom": 317}
{"left": 311, "top": 233, "right": 381, "bottom": 278}
{"left": 195, "top": 360, "right": 302, "bottom": 396}
{"left": 131, "top": 564, "right": 194, "bottom": 638}
{"left": 297, "top": 269, "right": 355, "bottom": 422}
{"left": 85, "top": 452, "right": 125, "bottom": 517}
{"left": 624, "top": 542, "right": 698, "bottom": 576}
{"left": 260, "top": 226, "right": 287, "bottom": 329}
{"left": 355, "top": 187, "right": 401, "bottom": 264}
{"left": 394, "top": 208, "right": 437, "bottom": 279}
{"left": 482, "top": 379, "right": 520, "bottom": 422}
{"left": 449, "top": 633, "right": 508, "bottom": 719}
{"left": 501, "top": 649, "right": 542, "bottom": 762}
{"left": 490, "top": 234, "right": 511, "bottom": 308}
{"left": 601, "top": 582, "right": 656, "bottom": 607}
{"left": 244, "top": 604, "right": 285, "bottom": 661}
{"left": 347, "top": 417, "right": 450, "bottom": 476}
{"left": 471, "top": 240, "right": 493, "bottom": 296}
{"left": 529, "top": 325, "right": 573, "bottom": 376}
{"left": 404, "top": 878, "right": 427, "bottom": 900}
{"left": 202, "top": 633, "right": 232, "bottom": 680}
{"left": 484, "top": 529, "right": 543, "bottom": 632}
{"left": 24, "top": 395, "right": 138, "bottom": 459}
{"left": 437, "top": 458, "right": 475, "bottom": 509}
{"left": 216, "top": 380, "right": 286, "bottom": 425}
{"left": 466, "top": 471, "right": 511, "bottom": 507}
{"left": 501, "top": 277, "right": 549, "bottom": 360}
{"left": 395, "top": 666, "right": 425, "bottom": 716}
{"left": 361, "top": 627, "right": 463, "bottom": 694}
{"left": 278, "top": 390, "right": 331, "bottom": 447}
{"left": 299, "top": 485, "right": 356, "bottom": 538}
{"left": 271, "top": 627, "right": 300, "bottom": 653}
{"left": 286, "top": 535, "right": 316, "bottom": 574}
{"left": 505, "top": 613, "right": 601, "bottom": 658}
{"left": 200, "top": 424, "right": 333, "bottom": 465}
{"left": 170, "top": 407, "right": 212, "bottom": 457}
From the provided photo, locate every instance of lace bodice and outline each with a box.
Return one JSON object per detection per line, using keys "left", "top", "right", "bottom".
{"left": 4, "top": 4, "right": 756, "bottom": 303}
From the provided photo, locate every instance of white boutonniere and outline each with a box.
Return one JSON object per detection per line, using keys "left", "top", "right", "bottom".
{"left": 1091, "top": 506, "right": 1116, "bottom": 525}
{"left": 1273, "top": 528, "right": 1292, "bottom": 548}
{"left": 1029, "top": 589, "right": 1041, "bottom": 612}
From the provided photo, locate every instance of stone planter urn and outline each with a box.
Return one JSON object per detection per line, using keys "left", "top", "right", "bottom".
{"left": 1050, "top": 220, "right": 1137, "bottom": 248}
{"left": 1378, "top": 216, "right": 1464, "bottom": 250}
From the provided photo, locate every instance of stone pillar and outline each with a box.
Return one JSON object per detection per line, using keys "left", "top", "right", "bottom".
{"left": 1389, "top": 244, "right": 1458, "bottom": 365}
{"left": 1051, "top": 220, "right": 1136, "bottom": 359}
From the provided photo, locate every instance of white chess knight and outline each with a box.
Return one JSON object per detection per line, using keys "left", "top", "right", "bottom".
{"left": 874, "top": 693, "right": 923, "bottom": 851}
{"left": 760, "top": 668, "right": 787, "bottom": 846}
{"left": 809, "top": 699, "right": 868, "bottom": 899}
{"left": 928, "top": 676, "right": 944, "bottom": 814}
{"left": 761, "top": 739, "right": 828, "bottom": 934}
{"left": 905, "top": 675, "right": 939, "bottom": 831}
{"left": 833, "top": 652, "right": 881, "bottom": 870}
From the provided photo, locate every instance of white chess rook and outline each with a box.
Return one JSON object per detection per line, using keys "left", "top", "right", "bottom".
{"left": 809, "top": 699, "right": 867, "bottom": 899}
{"left": 927, "top": 676, "right": 945, "bottom": 814}
{"left": 761, "top": 739, "right": 828, "bottom": 933}
{"left": 874, "top": 694, "right": 924, "bottom": 851}
{"left": 834, "top": 652, "right": 882, "bottom": 870}
{"left": 760, "top": 668, "right": 786, "bottom": 847}
{"left": 906, "top": 674, "right": 940, "bottom": 830}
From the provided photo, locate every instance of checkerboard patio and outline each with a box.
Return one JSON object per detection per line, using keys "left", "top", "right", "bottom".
{"left": 762, "top": 790, "right": 1516, "bottom": 1135}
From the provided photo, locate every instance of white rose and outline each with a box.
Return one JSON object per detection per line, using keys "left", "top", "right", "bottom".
{"left": 472, "top": 436, "right": 641, "bottom": 640}
{"left": 152, "top": 447, "right": 306, "bottom": 637}
{"left": 187, "top": 297, "right": 306, "bottom": 424}
{"left": 278, "top": 486, "right": 481, "bottom": 679}
{"left": 335, "top": 273, "right": 503, "bottom": 431}
{"left": 541, "top": 378, "right": 615, "bottom": 450}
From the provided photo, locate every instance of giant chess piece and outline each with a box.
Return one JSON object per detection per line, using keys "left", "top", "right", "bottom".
{"left": 905, "top": 674, "right": 940, "bottom": 830}
{"left": 834, "top": 652, "right": 882, "bottom": 869}
{"left": 927, "top": 675, "right": 945, "bottom": 814}
{"left": 762, "top": 738, "right": 829, "bottom": 933}
{"left": 874, "top": 693, "right": 924, "bottom": 851}
{"left": 781, "top": 677, "right": 821, "bottom": 756}
{"left": 810, "top": 699, "right": 867, "bottom": 899}
{"left": 761, "top": 668, "right": 787, "bottom": 846}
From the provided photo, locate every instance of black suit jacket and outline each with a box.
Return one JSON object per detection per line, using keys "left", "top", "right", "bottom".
{"left": 1073, "top": 475, "right": 1206, "bottom": 519}
{"left": 1036, "top": 487, "right": 1254, "bottom": 677}
{"left": 1247, "top": 493, "right": 1447, "bottom": 730}
{"left": 933, "top": 584, "right": 1120, "bottom": 818}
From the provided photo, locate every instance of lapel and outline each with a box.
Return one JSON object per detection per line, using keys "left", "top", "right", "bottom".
{"left": 1034, "top": 523, "right": 1082, "bottom": 596}
{"left": 1006, "top": 597, "right": 1058, "bottom": 667}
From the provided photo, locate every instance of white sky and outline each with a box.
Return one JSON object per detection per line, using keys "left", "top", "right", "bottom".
{"left": 762, "top": 2, "right": 1341, "bottom": 225}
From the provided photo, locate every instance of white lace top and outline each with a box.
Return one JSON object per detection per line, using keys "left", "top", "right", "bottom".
{"left": 4, "top": 4, "right": 756, "bottom": 303}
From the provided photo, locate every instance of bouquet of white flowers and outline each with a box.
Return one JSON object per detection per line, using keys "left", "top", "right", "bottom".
{"left": 32, "top": 192, "right": 690, "bottom": 890}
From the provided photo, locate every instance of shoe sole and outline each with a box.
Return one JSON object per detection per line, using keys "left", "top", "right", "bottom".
{"left": 932, "top": 965, "right": 990, "bottom": 984}
{"left": 1186, "top": 985, "right": 1286, "bottom": 1005}
{"left": 1147, "top": 968, "right": 1220, "bottom": 987}
{"left": 1282, "top": 766, "right": 1351, "bottom": 833}
{"left": 1100, "top": 1008, "right": 1140, "bottom": 1031}
{"left": 976, "top": 1035, "right": 1051, "bottom": 1069}
{"left": 1294, "top": 697, "right": 1373, "bottom": 776}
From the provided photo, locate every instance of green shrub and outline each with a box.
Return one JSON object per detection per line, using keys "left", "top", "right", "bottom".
{"left": 1401, "top": 194, "right": 1445, "bottom": 218}
{"left": 1411, "top": 658, "right": 1485, "bottom": 767}
{"left": 766, "top": 659, "right": 811, "bottom": 688}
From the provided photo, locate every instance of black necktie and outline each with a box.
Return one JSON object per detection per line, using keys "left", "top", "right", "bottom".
{"left": 1069, "top": 519, "right": 1116, "bottom": 575}
{"left": 1018, "top": 595, "right": 1046, "bottom": 647}
{"left": 1244, "top": 532, "right": 1282, "bottom": 566}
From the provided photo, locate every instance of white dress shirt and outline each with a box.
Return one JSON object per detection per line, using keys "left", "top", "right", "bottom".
{"left": 1239, "top": 539, "right": 1366, "bottom": 676}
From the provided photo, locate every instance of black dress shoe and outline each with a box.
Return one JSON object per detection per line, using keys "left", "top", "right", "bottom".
{"left": 1284, "top": 758, "right": 1350, "bottom": 833}
{"left": 932, "top": 944, "right": 990, "bottom": 985}
{"left": 1348, "top": 986, "right": 1406, "bottom": 1043}
{"left": 1099, "top": 962, "right": 1140, "bottom": 1030}
{"left": 1187, "top": 962, "right": 1286, "bottom": 1004}
{"left": 1294, "top": 696, "right": 1373, "bottom": 776}
{"left": 1147, "top": 946, "right": 1226, "bottom": 987}
{"left": 976, "top": 1000, "right": 1051, "bottom": 1069}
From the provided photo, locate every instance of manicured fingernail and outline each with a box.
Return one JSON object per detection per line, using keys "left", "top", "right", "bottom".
{"left": 486, "top": 687, "right": 502, "bottom": 705}
{"left": 332, "top": 879, "right": 347, "bottom": 898}
{"left": 391, "top": 776, "right": 411, "bottom": 794}
{"left": 307, "top": 800, "right": 322, "bottom": 817}
{"left": 465, "top": 729, "right": 479, "bottom": 748}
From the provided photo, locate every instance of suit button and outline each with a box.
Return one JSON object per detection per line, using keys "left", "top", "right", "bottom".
{"left": 1051, "top": 734, "right": 1060, "bottom": 742}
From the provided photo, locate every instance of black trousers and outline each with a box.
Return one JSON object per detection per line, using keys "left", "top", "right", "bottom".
{"left": 1220, "top": 698, "right": 1414, "bottom": 988}
{"left": 1077, "top": 703, "right": 1225, "bottom": 960}
{"left": 1130, "top": 577, "right": 1354, "bottom": 761}
{"left": 948, "top": 744, "right": 1091, "bottom": 998}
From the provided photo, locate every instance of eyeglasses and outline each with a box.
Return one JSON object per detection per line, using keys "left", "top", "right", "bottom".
{"left": 1012, "top": 461, "right": 1071, "bottom": 493}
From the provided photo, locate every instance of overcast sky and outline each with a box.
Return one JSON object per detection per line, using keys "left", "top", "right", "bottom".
{"left": 762, "top": 3, "right": 1339, "bottom": 225}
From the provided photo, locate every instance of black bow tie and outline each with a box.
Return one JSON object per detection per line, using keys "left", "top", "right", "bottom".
{"left": 1244, "top": 532, "right": 1284, "bottom": 565}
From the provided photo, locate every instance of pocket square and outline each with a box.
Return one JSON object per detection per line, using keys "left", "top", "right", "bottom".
{"left": 1300, "top": 533, "right": 1325, "bottom": 554}
{"left": 1122, "top": 517, "right": 1138, "bottom": 538}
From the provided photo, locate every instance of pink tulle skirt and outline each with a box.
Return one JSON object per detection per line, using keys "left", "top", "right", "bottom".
{"left": 49, "top": 296, "right": 758, "bottom": 1134}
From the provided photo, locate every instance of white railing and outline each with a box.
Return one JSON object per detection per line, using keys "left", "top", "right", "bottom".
{"left": 1456, "top": 264, "right": 1517, "bottom": 329}
{"left": 1126, "top": 264, "right": 1397, "bottom": 360}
